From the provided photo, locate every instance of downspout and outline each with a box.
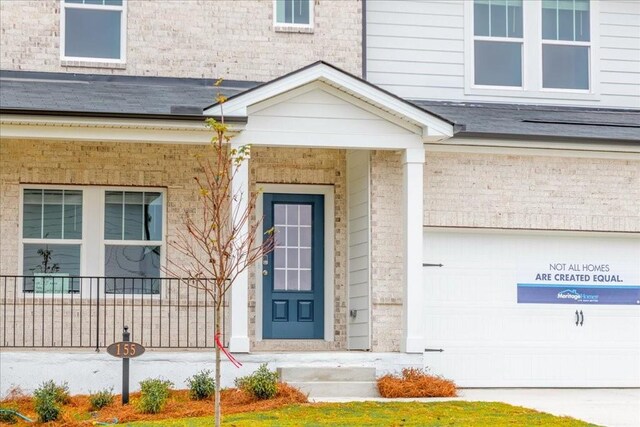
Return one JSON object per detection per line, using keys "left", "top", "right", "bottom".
{"left": 362, "top": 0, "right": 367, "bottom": 79}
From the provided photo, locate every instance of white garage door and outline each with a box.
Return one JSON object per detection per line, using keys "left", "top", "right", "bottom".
{"left": 422, "top": 230, "right": 640, "bottom": 387}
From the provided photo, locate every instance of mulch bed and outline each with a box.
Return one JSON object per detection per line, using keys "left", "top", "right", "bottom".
{"left": 1, "top": 383, "right": 307, "bottom": 426}
{"left": 376, "top": 368, "right": 458, "bottom": 398}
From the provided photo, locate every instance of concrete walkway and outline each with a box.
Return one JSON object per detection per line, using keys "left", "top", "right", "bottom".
{"left": 313, "top": 389, "right": 640, "bottom": 427}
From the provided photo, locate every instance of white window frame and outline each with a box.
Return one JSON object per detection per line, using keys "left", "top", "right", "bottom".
{"left": 60, "top": 0, "right": 127, "bottom": 64}
{"left": 20, "top": 186, "right": 84, "bottom": 295}
{"left": 254, "top": 184, "right": 335, "bottom": 343}
{"left": 273, "top": 0, "right": 314, "bottom": 31}
{"left": 19, "top": 185, "right": 166, "bottom": 298}
{"left": 539, "top": 0, "right": 593, "bottom": 93}
{"left": 464, "top": 0, "right": 599, "bottom": 101}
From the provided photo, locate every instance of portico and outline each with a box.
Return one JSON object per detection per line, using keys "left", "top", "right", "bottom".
{"left": 205, "top": 62, "right": 454, "bottom": 353}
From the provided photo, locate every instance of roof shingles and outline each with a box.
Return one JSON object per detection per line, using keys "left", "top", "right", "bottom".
{"left": 1, "top": 70, "right": 638, "bottom": 142}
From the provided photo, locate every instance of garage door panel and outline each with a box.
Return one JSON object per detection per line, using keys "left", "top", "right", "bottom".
{"left": 426, "top": 271, "right": 516, "bottom": 305}
{"left": 425, "top": 307, "right": 579, "bottom": 345}
{"left": 425, "top": 347, "right": 640, "bottom": 387}
{"left": 423, "top": 230, "right": 640, "bottom": 387}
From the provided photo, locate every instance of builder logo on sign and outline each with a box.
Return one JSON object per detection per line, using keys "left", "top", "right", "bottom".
{"left": 556, "top": 289, "right": 599, "bottom": 303}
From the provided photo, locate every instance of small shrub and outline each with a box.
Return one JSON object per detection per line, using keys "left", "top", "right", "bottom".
{"left": 377, "top": 367, "right": 457, "bottom": 398}
{"left": 89, "top": 387, "right": 114, "bottom": 410}
{"left": 137, "top": 378, "right": 173, "bottom": 414}
{"left": 33, "top": 380, "right": 69, "bottom": 422}
{"left": 234, "top": 364, "right": 278, "bottom": 400}
{"left": 0, "top": 405, "right": 19, "bottom": 424}
{"left": 186, "top": 370, "right": 216, "bottom": 400}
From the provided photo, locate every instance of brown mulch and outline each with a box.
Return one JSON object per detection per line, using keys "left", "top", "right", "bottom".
{"left": 376, "top": 367, "right": 458, "bottom": 398}
{"left": 0, "top": 383, "right": 307, "bottom": 426}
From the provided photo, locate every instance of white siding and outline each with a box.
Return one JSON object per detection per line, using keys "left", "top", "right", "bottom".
{"left": 598, "top": 0, "right": 640, "bottom": 107}
{"left": 347, "top": 150, "right": 371, "bottom": 350}
{"left": 366, "top": 0, "right": 640, "bottom": 109}
{"left": 244, "top": 85, "right": 421, "bottom": 148}
{"left": 367, "top": 0, "right": 466, "bottom": 98}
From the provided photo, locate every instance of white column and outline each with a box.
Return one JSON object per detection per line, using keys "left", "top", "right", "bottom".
{"left": 229, "top": 142, "right": 250, "bottom": 353}
{"left": 402, "top": 147, "right": 425, "bottom": 353}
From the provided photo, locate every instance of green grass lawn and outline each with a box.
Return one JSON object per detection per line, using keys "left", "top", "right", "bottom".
{"left": 123, "top": 401, "right": 597, "bottom": 426}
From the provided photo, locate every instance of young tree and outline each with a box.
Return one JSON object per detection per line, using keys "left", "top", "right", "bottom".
{"left": 167, "top": 92, "right": 274, "bottom": 426}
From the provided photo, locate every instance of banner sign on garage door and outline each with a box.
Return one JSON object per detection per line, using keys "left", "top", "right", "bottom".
{"left": 517, "top": 262, "right": 640, "bottom": 305}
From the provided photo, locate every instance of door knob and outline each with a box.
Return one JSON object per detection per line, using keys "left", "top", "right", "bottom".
{"left": 262, "top": 270, "right": 268, "bottom": 276}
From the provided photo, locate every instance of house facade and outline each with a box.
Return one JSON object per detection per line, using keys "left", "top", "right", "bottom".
{"left": 0, "top": 0, "right": 638, "bottom": 393}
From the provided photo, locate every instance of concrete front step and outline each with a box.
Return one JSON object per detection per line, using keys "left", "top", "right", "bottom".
{"left": 278, "top": 366, "right": 376, "bottom": 382}
{"left": 287, "top": 381, "right": 380, "bottom": 398}
{"left": 278, "top": 367, "right": 380, "bottom": 398}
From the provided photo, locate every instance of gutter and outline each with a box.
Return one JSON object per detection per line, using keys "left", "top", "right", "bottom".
{"left": 0, "top": 108, "right": 248, "bottom": 124}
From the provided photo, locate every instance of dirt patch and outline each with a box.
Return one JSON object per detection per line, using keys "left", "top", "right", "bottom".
{"left": 0, "top": 383, "right": 307, "bottom": 426}
{"left": 376, "top": 368, "right": 458, "bottom": 398}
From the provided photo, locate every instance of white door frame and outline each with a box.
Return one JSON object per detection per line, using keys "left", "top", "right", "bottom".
{"left": 255, "top": 183, "right": 335, "bottom": 342}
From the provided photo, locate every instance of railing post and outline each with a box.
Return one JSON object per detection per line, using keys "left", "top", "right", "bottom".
{"left": 95, "top": 277, "right": 100, "bottom": 352}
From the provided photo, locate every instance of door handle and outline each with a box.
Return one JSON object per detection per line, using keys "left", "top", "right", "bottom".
{"left": 262, "top": 270, "right": 268, "bottom": 276}
{"left": 575, "top": 310, "right": 579, "bottom": 326}
{"left": 579, "top": 310, "right": 584, "bottom": 326}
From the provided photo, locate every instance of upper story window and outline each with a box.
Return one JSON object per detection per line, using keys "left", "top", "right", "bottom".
{"left": 473, "top": 0, "right": 523, "bottom": 87}
{"left": 469, "top": 0, "right": 593, "bottom": 94}
{"left": 274, "top": 0, "right": 313, "bottom": 29}
{"left": 542, "top": 0, "right": 590, "bottom": 89}
{"left": 61, "top": 0, "right": 126, "bottom": 63}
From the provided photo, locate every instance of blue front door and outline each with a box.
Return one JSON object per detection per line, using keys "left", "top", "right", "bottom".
{"left": 263, "top": 193, "right": 324, "bottom": 339}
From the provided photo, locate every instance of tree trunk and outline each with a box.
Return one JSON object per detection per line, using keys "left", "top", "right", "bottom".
{"left": 215, "top": 301, "right": 222, "bottom": 427}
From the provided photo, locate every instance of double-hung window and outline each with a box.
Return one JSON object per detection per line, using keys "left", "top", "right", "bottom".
{"left": 274, "top": 0, "right": 313, "bottom": 29}
{"left": 469, "top": 0, "right": 593, "bottom": 95}
{"left": 20, "top": 187, "right": 163, "bottom": 295}
{"left": 104, "top": 191, "right": 163, "bottom": 294}
{"left": 22, "top": 189, "right": 83, "bottom": 293}
{"left": 61, "top": 0, "right": 126, "bottom": 62}
{"left": 473, "top": 0, "right": 524, "bottom": 87}
{"left": 542, "top": 0, "right": 590, "bottom": 90}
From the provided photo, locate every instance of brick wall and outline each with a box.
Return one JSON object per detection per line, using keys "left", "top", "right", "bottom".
{"left": 0, "top": 140, "right": 347, "bottom": 351}
{"left": 370, "top": 150, "right": 403, "bottom": 352}
{"left": 0, "top": 139, "right": 211, "bottom": 276}
{"left": 370, "top": 149, "right": 640, "bottom": 351}
{"left": 424, "top": 152, "right": 640, "bottom": 232}
{"left": 0, "top": 0, "right": 362, "bottom": 81}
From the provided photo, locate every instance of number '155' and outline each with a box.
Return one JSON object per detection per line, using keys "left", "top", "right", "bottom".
{"left": 116, "top": 343, "right": 136, "bottom": 356}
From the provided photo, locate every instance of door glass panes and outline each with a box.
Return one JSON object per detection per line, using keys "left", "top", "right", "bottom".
{"left": 104, "top": 245, "right": 160, "bottom": 294}
{"left": 276, "top": 0, "right": 310, "bottom": 25}
{"left": 273, "top": 204, "right": 312, "bottom": 291}
{"left": 105, "top": 191, "right": 162, "bottom": 241}
{"left": 475, "top": 41, "right": 523, "bottom": 86}
{"left": 473, "top": 0, "right": 523, "bottom": 87}
{"left": 23, "top": 189, "right": 83, "bottom": 239}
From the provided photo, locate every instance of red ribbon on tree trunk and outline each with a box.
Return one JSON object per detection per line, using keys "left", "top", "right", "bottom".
{"left": 215, "top": 332, "right": 243, "bottom": 368}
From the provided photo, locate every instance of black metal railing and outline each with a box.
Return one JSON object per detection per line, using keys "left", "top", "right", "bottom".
{"left": 0, "top": 276, "right": 225, "bottom": 350}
